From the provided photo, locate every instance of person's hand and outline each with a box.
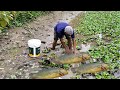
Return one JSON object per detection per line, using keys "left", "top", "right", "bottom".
{"left": 73, "top": 49, "right": 79, "bottom": 55}
{"left": 65, "top": 48, "right": 70, "bottom": 54}
{"left": 65, "top": 47, "right": 72, "bottom": 54}
{"left": 50, "top": 47, "right": 55, "bottom": 50}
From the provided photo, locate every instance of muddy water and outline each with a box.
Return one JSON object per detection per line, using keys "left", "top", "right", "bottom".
{"left": 0, "top": 11, "right": 84, "bottom": 79}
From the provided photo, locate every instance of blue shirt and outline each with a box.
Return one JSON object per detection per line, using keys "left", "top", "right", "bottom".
{"left": 54, "top": 22, "right": 75, "bottom": 38}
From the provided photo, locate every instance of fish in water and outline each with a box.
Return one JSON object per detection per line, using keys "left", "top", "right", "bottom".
{"left": 31, "top": 68, "right": 68, "bottom": 79}
{"left": 71, "top": 62, "right": 109, "bottom": 74}
{"left": 52, "top": 54, "right": 90, "bottom": 64}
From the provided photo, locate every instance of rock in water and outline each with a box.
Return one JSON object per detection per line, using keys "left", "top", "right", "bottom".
{"left": 80, "top": 44, "right": 91, "bottom": 52}
{"left": 31, "top": 68, "right": 68, "bottom": 79}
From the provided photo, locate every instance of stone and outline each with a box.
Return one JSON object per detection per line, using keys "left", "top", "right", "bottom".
{"left": 4, "top": 36, "right": 9, "bottom": 39}
{"left": 114, "top": 70, "right": 120, "bottom": 78}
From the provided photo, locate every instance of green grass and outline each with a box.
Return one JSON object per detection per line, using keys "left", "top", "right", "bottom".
{"left": 0, "top": 11, "right": 50, "bottom": 34}
{"left": 76, "top": 11, "right": 120, "bottom": 79}
{"left": 9, "top": 11, "right": 49, "bottom": 28}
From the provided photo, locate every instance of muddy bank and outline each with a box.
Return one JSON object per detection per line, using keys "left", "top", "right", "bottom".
{"left": 0, "top": 11, "right": 84, "bottom": 79}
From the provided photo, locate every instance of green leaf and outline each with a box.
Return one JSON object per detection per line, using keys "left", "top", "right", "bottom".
{"left": 0, "top": 20, "right": 7, "bottom": 27}
{"left": 3, "top": 17, "right": 9, "bottom": 23}
{"left": 0, "top": 26, "right": 3, "bottom": 30}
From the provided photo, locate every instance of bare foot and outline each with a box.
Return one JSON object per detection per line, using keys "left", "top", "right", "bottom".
{"left": 51, "top": 47, "right": 55, "bottom": 50}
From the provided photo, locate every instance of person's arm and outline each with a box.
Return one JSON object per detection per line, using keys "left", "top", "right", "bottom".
{"left": 71, "top": 31, "right": 76, "bottom": 54}
{"left": 72, "top": 38, "right": 76, "bottom": 53}
{"left": 60, "top": 38, "right": 70, "bottom": 53}
{"left": 51, "top": 26, "right": 58, "bottom": 50}
{"left": 60, "top": 38, "right": 68, "bottom": 49}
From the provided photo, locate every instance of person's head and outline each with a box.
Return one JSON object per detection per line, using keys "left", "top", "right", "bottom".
{"left": 64, "top": 26, "right": 74, "bottom": 35}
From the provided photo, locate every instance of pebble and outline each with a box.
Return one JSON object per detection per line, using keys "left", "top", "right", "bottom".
{"left": 70, "top": 12, "right": 74, "bottom": 15}
{"left": 114, "top": 70, "right": 120, "bottom": 78}
{"left": 0, "top": 58, "right": 5, "bottom": 61}
{"left": 0, "top": 75, "right": 5, "bottom": 79}
{"left": 93, "top": 59, "right": 97, "bottom": 62}
{"left": 58, "top": 77, "right": 63, "bottom": 79}
{"left": 18, "top": 72, "right": 22, "bottom": 75}
{"left": 23, "top": 69, "right": 28, "bottom": 72}
{"left": 7, "top": 60, "right": 11, "bottom": 63}
{"left": 48, "top": 25, "right": 53, "bottom": 28}
{"left": 11, "top": 75, "right": 17, "bottom": 79}
{"left": 7, "top": 47, "right": 11, "bottom": 50}
{"left": 86, "top": 75, "right": 95, "bottom": 79}
{"left": 16, "top": 41, "right": 20, "bottom": 44}
{"left": 22, "top": 50, "right": 27, "bottom": 55}
{"left": 47, "top": 34, "right": 50, "bottom": 36}
{"left": 9, "top": 68, "right": 13, "bottom": 70}
{"left": 13, "top": 45, "right": 17, "bottom": 48}
{"left": 34, "top": 28, "right": 38, "bottom": 31}
{"left": 85, "top": 60, "right": 90, "bottom": 64}
{"left": 0, "top": 50, "right": 2, "bottom": 54}
{"left": 20, "top": 69, "right": 23, "bottom": 71}
{"left": 22, "top": 31, "right": 28, "bottom": 35}
{"left": 1, "top": 48, "right": 5, "bottom": 52}
{"left": 25, "top": 73, "right": 30, "bottom": 79}
{"left": 31, "top": 71, "right": 39, "bottom": 74}
{"left": 21, "top": 37, "right": 25, "bottom": 41}
{"left": 72, "top": 64, "right": 79, "bottom": 68}
{"left": 4, "top": 36, "right": 9, "bottom": 39}
{"left": 0, "top": 68, "right": 4, "bottom": 70}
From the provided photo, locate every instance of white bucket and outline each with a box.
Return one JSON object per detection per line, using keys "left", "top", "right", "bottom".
{"left": 28, "top": 39, "right": 41, "bottom": 57}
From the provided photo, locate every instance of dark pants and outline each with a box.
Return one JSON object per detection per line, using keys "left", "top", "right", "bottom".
{"left": 54, "top": 31, "right": 71, "bottom": 41}
{"left": 54, "top": 31, "right": 72, "bottom": 49}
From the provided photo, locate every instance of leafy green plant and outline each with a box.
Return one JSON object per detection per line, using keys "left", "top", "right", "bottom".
{"left": 76, "top": 11, "right": 120, "bottom": 79}
{"left": 0, "top": 11, "right": 50, "bottom": 33}
{"left": 0, "top": 11, "right": 15, "bottom": 32}
{"left": 95, "top": 71, "right": 115, "bottom": 79}
{"left": 9, "top": 11, "right": 47, "bottom": 27}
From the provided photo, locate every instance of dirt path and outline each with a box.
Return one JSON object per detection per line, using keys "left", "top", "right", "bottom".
{"left": 0, "top": 11, "right": 84, "bottom": 79}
